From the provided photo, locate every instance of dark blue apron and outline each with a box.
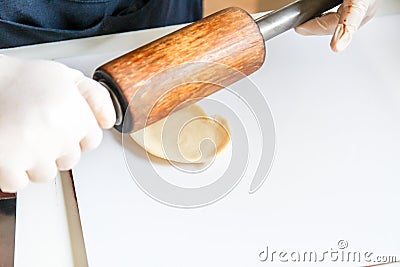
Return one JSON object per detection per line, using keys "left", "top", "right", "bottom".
{"left": 0, "top": 0, "right": 202, "bottom": 48}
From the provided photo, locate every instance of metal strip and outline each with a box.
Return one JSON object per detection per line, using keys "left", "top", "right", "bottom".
{"left": 255, "top": 0, "right": 342, "bottom": 41}
{"left": 60, "top": 171, "right": 89, "bottom": 267}
{"left": 0, "top": 191, "right": 16, "bottom": 267}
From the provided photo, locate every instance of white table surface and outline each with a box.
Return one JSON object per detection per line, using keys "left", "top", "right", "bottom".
{"left": 71, "top": 14, "right": 400, "bottom": 267}
{"left": 2, "top": 11, "right": 400, "bottom": 267}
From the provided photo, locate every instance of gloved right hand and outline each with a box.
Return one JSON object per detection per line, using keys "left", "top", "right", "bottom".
{"left": 0, "top": 55, "right": 116, "bottom": 192}
{"left": 295, "top": 0, "right": 377, "bottom": 52}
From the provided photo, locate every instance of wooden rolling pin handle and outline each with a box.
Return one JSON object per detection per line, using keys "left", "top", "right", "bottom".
{"left": 94, "top": 7, "right": 266, "bottom": 133}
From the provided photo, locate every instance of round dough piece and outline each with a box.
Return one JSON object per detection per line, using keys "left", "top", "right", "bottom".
{"left": 130, "top": 104, "right": 230, "bottom": 163}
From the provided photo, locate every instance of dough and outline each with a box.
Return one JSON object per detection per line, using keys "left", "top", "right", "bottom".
{"left": 130, "top": 104, "right": 230, "bottom": 163}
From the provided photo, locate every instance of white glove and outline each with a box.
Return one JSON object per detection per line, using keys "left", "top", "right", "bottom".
{"left": 0, "top": 55, "right": 116, "bottom": 192}
{"left": 295, "top": 0, "right": 378, "bottom": 52}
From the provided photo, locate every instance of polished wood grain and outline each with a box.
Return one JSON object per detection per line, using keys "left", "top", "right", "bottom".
{"left": 95, "top": 7, "right": 266, "bottom": 132}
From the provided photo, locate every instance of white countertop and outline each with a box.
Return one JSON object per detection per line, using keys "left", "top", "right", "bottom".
{"left": 2, "top": 11, "right": 400, "bottom": 267}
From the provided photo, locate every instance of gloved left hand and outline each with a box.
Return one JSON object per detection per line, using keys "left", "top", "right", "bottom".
{"left": 295, "top": 0, "right": 378, "bottom": 52}
{"left": 0, "top": 55, "right": 116, "bottom": 192}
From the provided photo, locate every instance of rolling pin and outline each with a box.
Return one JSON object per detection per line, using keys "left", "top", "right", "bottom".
{"left": 94, "top": 0, "right": 342, "bottom": 133}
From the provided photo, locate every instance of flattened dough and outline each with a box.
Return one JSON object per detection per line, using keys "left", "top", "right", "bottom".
{"left": 130, "top": 104, "right": 230, "bottom": 163}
